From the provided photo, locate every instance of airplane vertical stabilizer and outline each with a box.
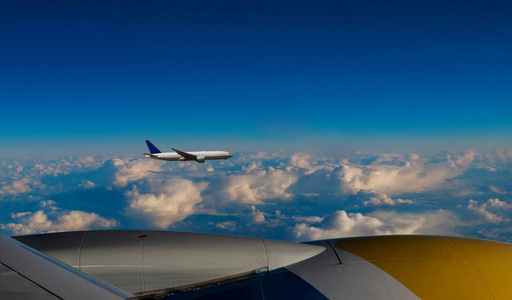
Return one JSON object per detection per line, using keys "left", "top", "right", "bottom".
{"left": 145, "top": 140, "right": 162, "bottom": 154}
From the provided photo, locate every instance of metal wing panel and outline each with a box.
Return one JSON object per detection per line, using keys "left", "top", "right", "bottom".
{"left": 172, "top": 148, "right": 197, "bottom": 160}
{"left": 0, "top": 263, "right": 60, "bottom": 300}
{"left": 0, "top": 235, "right": 131, "bottom": 300}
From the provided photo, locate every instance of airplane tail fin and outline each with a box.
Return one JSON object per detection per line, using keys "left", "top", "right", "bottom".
{"left": 145, "top": 140, "right": 162, "bottom": 154}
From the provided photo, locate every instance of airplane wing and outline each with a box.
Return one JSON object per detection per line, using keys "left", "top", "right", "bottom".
{"left": 9, "top": 230, "right": 512, "bottom": 299}
{"left": 172, "top": 148, "right": 197, "bottom": 160}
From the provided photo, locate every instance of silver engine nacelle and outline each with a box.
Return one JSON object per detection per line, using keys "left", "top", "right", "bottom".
{"left": 196, "top": 156, "right": 206, "bottom": 163}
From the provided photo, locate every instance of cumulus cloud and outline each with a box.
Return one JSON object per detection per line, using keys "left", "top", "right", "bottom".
{"left": 289, "top": 153, "right": 315, "bottom": 169}
{"left": 363, "top": 193, "right": 414, "bottom": 206}
{"left": 467, "top": 199, "right": 512, "bottom": 223}
{"left": 2, "top": 149, "right": 512, "bottom": 243}
{"left": 1, "top": 210, "right": 118, "bottom": 235}
{"left": 10, "top": 212, "right": 31, "bottom": 218}
{"left": 1, "top": 178, "right": 34, "bottom": 195}
{"left": 338, "top": 156, "right": 462, "bottom": 195}
{"left": 224, "top": 167, "right": 297, "bottom": 204}
{"left": 242, "top": 162, "right": 261, "bottom": 172}
{"left": 78, "top": 180, "right": 96, "bottom": 189}
{"left": 113, "top": 158, "right": 165, "bottom": 187}
{"left": 251, "top": 206, "right": 266, "bottom": 223}
{"left": 216, "top": 221, "right": 236, "bottom": 231}
{"left": 456, "top": 151, "right": 476, "bottom": 167}
{"left": 292, "top": 216, "right": 324, "bottom": 224}
{"left": 293, "top": 210, "right": 459, "bottom": 241}
{"left": 126, "top": 178, "right": 209, "bottom": 229}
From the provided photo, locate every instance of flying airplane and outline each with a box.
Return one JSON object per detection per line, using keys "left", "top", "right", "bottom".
{"left": 144, "top": 140, "right": 233, "bottom": 163}
{"left": 3, "top": 231, "right": 512, "bottom": 299}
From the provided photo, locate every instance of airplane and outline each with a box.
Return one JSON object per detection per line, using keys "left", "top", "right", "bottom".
{"left": 144, "top": 140, "right": 233, "bottom": 163}
{"left": 3, "top": 230, "right": 512, "bottom": 299}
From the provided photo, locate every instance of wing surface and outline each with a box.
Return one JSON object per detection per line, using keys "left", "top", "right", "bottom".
{"left": 172, "top": 148, "right": 197, "bottom": 160}
{"left": 0, "top": 235, "right": 131, "bottom": 300}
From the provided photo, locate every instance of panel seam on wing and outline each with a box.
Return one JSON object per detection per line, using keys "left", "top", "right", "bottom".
{"left": 78, "top": 231, "right": 88, "bottom": 271}
{"left": 261, "top": 238, "right": 270, "bottom": 270}
{"left": 443, "top": 237, "right": 494, "bottom": 299}
{"left": 140, "top": 230, "right": 145, "bottom": 292}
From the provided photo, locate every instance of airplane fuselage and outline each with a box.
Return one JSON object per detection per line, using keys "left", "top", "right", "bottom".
{"left": 145, "top": 151, "right": 232, "bottom": 162}
{"left": 144, "top": 140, "right": 233, "bottom": 163}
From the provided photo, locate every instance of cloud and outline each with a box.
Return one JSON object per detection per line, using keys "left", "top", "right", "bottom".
{"left": 466, "top": 199, "right": 512, "bottom": 223}
{"left": 78, "top": 180, "right": 95, "bottom": 189}
{"left": 293, "top": 209, "right": 459, "bottom": 241}
{"left": 456, "top": 151, "right": 476, "bottom": 167}
{"left": 289, "top": 153, "right": 315, "bottom": 169}
{"left": 10, "top": 212, "right": 31, "bottom": 218}
{"left": 292, "top": 216, "right": 324, "bottom": 224}
{"left": 126, "top": 178, "right": 209, "bottom": 229}
{"left": 242, "top": 162, "right": 261, "bottom": 172}
{"left": 338, "top": 156, "right": 462, "bottom": 195}
{"left": 113, "top": 158, "right": 165, "bottom": 187}
{"left": 1, "top": 178, "right": 34, "bottom": 195}
{"left": 224, "top": 167, "right": 297, "bottom": 204}
{"left": 251, "top": 206, "right": 266, "bottom": 223}
{"left": 363, "top": 193, "right": 414, "bottom": 206}
{"left": 1, "top": 210, "right": 118, "bottom": 235}
{"left": 216, "top": 221, "right": 236, "bottom": 231}
{"left": 2, "top": 150, "right": 512, "bottom": 243}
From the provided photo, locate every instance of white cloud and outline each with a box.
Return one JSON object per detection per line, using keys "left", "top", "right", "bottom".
{"left": 293, "top": 209, "right": 458, "bottom": 241}
{"left": 242, "top": 162, "right": 261, "bottom": 172}
{"left": 363, "top": 193, "right": 414, "bottom": 206}
{"left": 216, "top": 221, "right": 236, "bottom": 231}
{"left": 338, "top": 156, "right": 462, "bottom": 195}
{"left": 224, "top": 167, "right": 297, "bottom": 204}
{"left": 290, "top": 153, "right": 315, "bottom": 169}
{"left": 10, "top": 212, "right": 31, "bottom": 218}
{"left": 40, "top": 200, "right": 56, "bottom": 208}
{"left": 113, "top": 158, "right": 165, "bottom": 187}
{"left": 1, "top": 178, "right": 34, "bottom": 195}
{"left": 78, "top": 180, "right": 96, "bottom": 189}
{"left": 253, "top": 211, "right": 266, "bottom": 223}
{"left": 126, "top": 178, "right": 209, "bottom": 229}
{"left": 467, "top": 199, "right": 512, "bottom": 223}
{"left": 292, "top": 216, "right": 324, "bottom": 224}
{"left": 455, "top": 151, "right": 476, "bottom": 167}
{"left": 1, "top": 210, "right": 118, "bottom": 235}
{"left": 487, "top": 198, "right": 512, "bottom": 209}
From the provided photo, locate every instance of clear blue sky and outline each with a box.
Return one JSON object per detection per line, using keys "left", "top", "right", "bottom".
{"left": 1, "top": 0, "right": 511, "bottom": 156}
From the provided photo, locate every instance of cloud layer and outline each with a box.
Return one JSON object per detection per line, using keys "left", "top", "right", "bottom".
{"left": 1, "top": 150, "right": 511, "bottom": 243}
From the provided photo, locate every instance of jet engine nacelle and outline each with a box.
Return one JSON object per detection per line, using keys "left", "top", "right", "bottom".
{"left": 196, "top": 156, "right": 205, "bottom": 163}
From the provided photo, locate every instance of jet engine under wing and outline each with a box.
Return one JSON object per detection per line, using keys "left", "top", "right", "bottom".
{"left": 12, "top": 231, "right": 325, "bottom": 297}
{"left": 0, "top": 234, "right": 131, "bottom": 300}
{"left": 171, "top": 148, "right": 197, "bottom": 161}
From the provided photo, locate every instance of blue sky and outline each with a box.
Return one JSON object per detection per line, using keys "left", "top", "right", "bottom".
{"left": 1, "top": 1, "right": 512, "bottom": 242}
{"left": 1, "top": 0, "right": 511, "bottom": 156}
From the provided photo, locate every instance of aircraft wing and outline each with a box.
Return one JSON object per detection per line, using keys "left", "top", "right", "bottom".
{"left": 8, "top": 230, "right": 512, "bottom": 299}
{"left": 172, "top": 148, "right": 197, "bottom": 160}
{"left": 0, "top": 234, "right": 131, "bottom": 300}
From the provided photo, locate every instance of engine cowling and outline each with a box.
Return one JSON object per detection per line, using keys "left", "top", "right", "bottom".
{"left": 196, "top": 156, "right": 205, "bottom": 163}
